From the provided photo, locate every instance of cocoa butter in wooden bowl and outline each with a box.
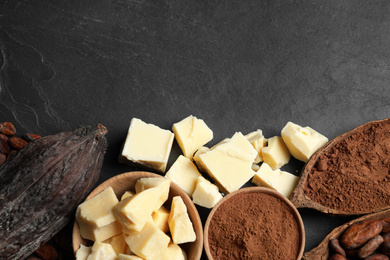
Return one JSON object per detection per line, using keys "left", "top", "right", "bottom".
{"left": 303, "top": 208, "right": 390, "bottom": 260}
{"left": 72, "top": 171, "right": 203, "bottom": 260}
{"left": 290, "top": 118, "right": 390, "bottom": 216}
{"left": 204, "top": 186, "right": 305, "bottom": 260}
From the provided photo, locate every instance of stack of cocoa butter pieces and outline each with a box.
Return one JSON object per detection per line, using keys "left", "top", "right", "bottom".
{"left": 0, "top": 122, "right": 41, "bottom": 167}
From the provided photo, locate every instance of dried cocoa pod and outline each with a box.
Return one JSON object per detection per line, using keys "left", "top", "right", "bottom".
{"left": 340, "top": 220, "right": 383, "bottom": 249}
{"left": 0, "top": 133, "right": 11, "bottom": 154}
{"left": 329, "top": 253, "right": 347, "bottom": 260}
{"left": 382, "top": 218, "right": 390, "bottom": 233}
{"left": 0, "top": 122, "right": 16, "bottom": 136}
{"left": 381, "top": 233, "right": 390, "bottom": 256}
{"left": 0, "top": 124, "right": 108, "bottom": 260}
{"left": 358, "top": 235, "right": 384, "bottom": 258}
{"left": 35, "top": 243, "right": 58, "bottom": 260}
{"left": 364, "top": 253, "right": 390, "bottom": 260}
{"left": 0, "top": 153, "right": 6, "bottom": 167}
{"left": 8, "top": 136, "right": 28, "bottom": 150}
{"left": 329, "top": 238, "right": 346, "bottom": 256}
{"left": 24, "top": 133, "right": 42, "bottom": 142}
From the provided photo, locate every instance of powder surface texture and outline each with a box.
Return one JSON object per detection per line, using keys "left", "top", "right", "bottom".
{"left": 304, "top": 121, "right": 390, "bottom": 213}
{"left": 207, "top": 192, "right": 301, "bottom": 260}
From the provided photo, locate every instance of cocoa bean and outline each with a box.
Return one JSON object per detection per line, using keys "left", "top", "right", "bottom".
{"left": 346, "top": 248, "right": 359, "bottom": 258}
{"left": 0, "top": 153, "right": 6, "bottom": 167}
{"left": 24, "top": 133, "right": 42, "bottom": 142}
{"left": 0, "top": 122, "right": 16, "bottom": 136}
{"left": 382, "top": 218, "right": 390, "bottom": 233}
{"left": 364, "top": 253, "right": 389, "bottom": 260}
{"left": 35, "top": 243, "right": 58, "bottom": 260}
{"left": 330, "top": 238, "right": 346, "bottom": 256}
{"left": 8, "top": 136, "right": 28, "bottom": 150}
{"left": 381, "top": 233, "right": 390, "bottom": 256}
{"left": 358, "top": 235, "right": 384, "bottom": 258}
{"left": 329, "top": 253, "right": 347, "bottom": 260}
{"left": 0, "top": 134, "right": 10, "bottom": 154}
{"left": 340, "top": 220, "right": 383, "bottom": 249}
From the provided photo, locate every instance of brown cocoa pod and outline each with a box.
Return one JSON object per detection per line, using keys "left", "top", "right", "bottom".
{"left": 381, "top": 233, "right": 390, "bottom": 256}
{"left": 364, "top": 253, "right": 389, "bottom": 260}
{"left": 382, "top": 218, "right": 390, "bottom": 233}
{"left": 330, "top": 238, "right": 346, "bottom": 256}
{"left": 8, "top": 136, "right": 28, "bottom": 150}
{"left": 0, "top": 122, "right": 16, "bottom": 136}
{"left": 35, "top": 243, "right": 58, "bottom": 260}
{"left": 0, "top": 124, "right": 108, "bottom": 260}
{"left": 358, "top": 235, "right": 384, "bottom": 258}
{"left": 0, "top": 134, "right": 10, "bottom": 154}
{"left": 329, "top": 253, "right": 348, "bottom": 260}
{"left": 0, "top": 153, "right": 6, "bottom": 167}
{"left": 24, "top": 133, "right": 42, "bottom": 142}
{"left": 340, "top": 220, "right": 383, "bottom": 249}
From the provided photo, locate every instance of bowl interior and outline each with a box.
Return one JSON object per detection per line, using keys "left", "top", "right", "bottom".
{"left": 72, "top": 171, "right": 203, "bottom": 259}
{"left": 204, "top": 186, "right": 305, "bottom": 260}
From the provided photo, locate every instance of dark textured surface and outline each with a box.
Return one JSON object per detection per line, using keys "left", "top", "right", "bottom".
{"left": 1, "top": 0, "right": 390, "bottom": 258}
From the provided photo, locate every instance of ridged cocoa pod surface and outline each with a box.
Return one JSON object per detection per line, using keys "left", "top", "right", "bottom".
{"left": 0, "top": 124, "right": 108, "bottom": 260}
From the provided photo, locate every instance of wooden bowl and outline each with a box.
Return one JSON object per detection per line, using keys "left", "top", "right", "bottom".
{"left": 72, "top": 171, "right": 203, "bottom": 260}
{"left": 303, "top": 208, "right": 390, "bottom": 260}
{"left": 204, "top": 187, "right": 305, "bottom": 260}
{"left": 290, "top": 118, "right": 390, "bottom": 216}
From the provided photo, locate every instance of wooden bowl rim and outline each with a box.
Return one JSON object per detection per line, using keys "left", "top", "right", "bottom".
{"left": 290, "top": 118, "right": 390, "bottom": 216}
{"left": 72, "top": 171, "right": 203, "bottom": 260}
{"left": 203, "top": 186, "right": 305, "bottom": 260}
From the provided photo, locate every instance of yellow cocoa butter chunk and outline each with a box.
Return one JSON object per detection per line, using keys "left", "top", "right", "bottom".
{"left": 86, "top": 242, "right": 117, "bottom": 260}
{"left": 119, "top": 118, "right": 174, "bottom": 173}
{"left": 192, "top": 146, "right": 210, "bottom": 172}
{"left": 117, "top": 254, "right": 144, "bottom": 260}
{"left": 125, "top": 221, "right": 170, "bottom": 259}
{"left": 75, "top": 244, "right": 91, "bottom": 260}
{"left": 252, "top": 162, "right": 299, "bottom": 198}
{"left": 281, "top": 121, "right": 328, "bottom": 162}
{"left": 261, "top": 136, "right": 291, "bottom": 170}
{"left": 150, "top": 243, "right": 188, "bottom": 260}
{"left": 104, "top": 234, "right": 128, "bottom": 255}
{"left": 165, "top": 155, "right": 202, "bottom": 197}
{"left": 192, "top": 176, "right": 223, "bottom": 208}
{"left": 121, "top": 191, "right": 135, "bottom": 201}
{"left": 169, "top": 196, "right": 196, "bottom": 244}
{"left": 172, "top": 115, "right": 213, "bottom": 159}
{"left": 83, "top": 221, "right": 122, "bottom": 242}
{"left": 245, "top": 129, "right": 267, "bottom": 163}
{"left": 76, "top": 187, "right": 121, "bottom": 242}
{"left": 135, "top": 177, "right": 171, "bottom": 211}
{"left": 113, "top": 187, "right": 162, "bottom": 232}
{"left": 152, "top": 206, "right": 170, "bottom": 233}
{"left": 198, "top": 132, "right": 257, "bottom": 194}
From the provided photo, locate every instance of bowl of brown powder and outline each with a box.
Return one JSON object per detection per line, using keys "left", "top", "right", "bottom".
{"left": 204, "top": 186, "right": 305, "bottom": 260}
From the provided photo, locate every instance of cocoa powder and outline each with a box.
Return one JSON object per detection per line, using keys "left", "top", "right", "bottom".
{"left": 207, "top": 191, "right": 301, "bottom": 260}
{"left": 304, "top": 121, "right": 390, "bottom": 213}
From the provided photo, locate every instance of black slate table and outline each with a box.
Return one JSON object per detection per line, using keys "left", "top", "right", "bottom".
{"left": 1, "top": 0, "right": 390, "bottom": 259}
